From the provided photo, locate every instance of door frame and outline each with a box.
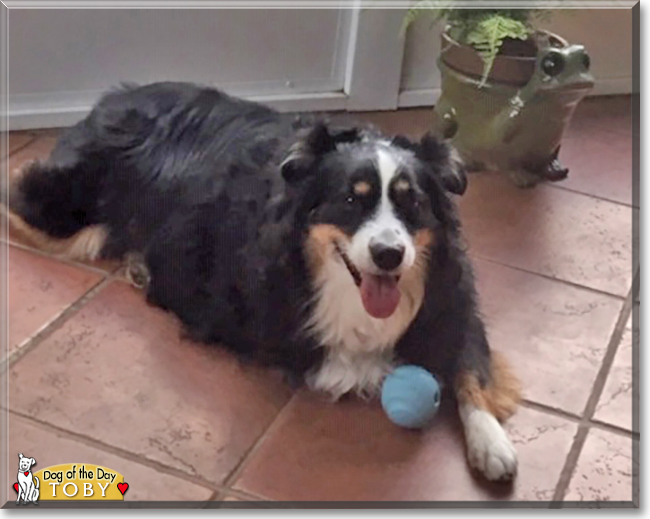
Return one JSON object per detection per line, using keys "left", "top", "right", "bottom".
{"left": 343, "top": 3, "right": 407, "bottom": 111}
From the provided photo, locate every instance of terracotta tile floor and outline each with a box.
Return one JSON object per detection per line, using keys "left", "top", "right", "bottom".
{"left": 2, "top": 95, "right": 637, "bottom": 506}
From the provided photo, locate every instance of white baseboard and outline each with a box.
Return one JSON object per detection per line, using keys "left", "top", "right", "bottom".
{"left": 589, "top": 77, "right": 633, "bottom": 97}
{"left": 248, "top": 91, "right": 348, "bottom": 113}
{"left": 397, "top": 88, "right": 441, "bottom": 108}
{"left": 6, "top": 91, "right": 349, "bottom": 131}
{"left": 5, "top": 77, "right": 632, "bottom": 130}
{"left": 397, "top": 78, "right": 632, "bottom": 109}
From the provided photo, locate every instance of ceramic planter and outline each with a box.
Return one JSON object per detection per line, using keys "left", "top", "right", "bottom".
{"left": 432, "top": 30, "right": 595, "bottom": 187}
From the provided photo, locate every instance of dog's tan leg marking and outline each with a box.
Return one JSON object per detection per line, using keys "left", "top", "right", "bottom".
{"left": 456, "top": 351, "right": 522, "bottom": 422}
{"left": 456, "top": 352, "right": 521, "bottom": 482}
{"left": 1, "top": 206, "right": 108, "bottom": 262}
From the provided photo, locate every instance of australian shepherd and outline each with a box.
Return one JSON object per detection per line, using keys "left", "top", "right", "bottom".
{"left": 5, "top": 82, "right": 521, "bottom": 482}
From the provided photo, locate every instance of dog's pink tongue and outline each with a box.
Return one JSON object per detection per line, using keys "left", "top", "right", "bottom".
{"left": 360, "top": 274, "right": 401, "bottom": 319}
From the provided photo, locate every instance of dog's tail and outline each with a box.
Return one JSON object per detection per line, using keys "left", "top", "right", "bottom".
{"left": 34, "top": 476, "right": 39, "bottom": 489}
{"left": 2, "top": 160, "right": 108, "bottom": 261}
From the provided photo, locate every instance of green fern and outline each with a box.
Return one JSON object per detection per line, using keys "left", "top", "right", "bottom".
{"left": 402, "top": 3, "right": 550, "bottom": 85}
{"left": 465, "top": 15, "right": 531, "bottom": 87}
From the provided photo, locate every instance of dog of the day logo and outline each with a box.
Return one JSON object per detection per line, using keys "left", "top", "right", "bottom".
{"left": 13, "top": 454, "right": 129, "bottom": 503}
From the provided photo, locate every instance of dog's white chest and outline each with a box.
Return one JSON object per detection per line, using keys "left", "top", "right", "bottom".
{"left": 305, "top": 258, "right": 423, "bottom": 399}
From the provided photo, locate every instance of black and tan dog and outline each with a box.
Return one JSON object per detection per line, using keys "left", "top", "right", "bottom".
{"left": 5, "top": 82, "right": 520, "bottom": 481}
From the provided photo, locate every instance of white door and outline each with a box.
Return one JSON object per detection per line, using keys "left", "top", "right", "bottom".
{"left": 8, "top": 9, "right": 358, "bottom": 129}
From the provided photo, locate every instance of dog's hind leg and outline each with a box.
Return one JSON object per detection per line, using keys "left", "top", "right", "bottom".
{"left": 33, "top": 477, "right": 40, "bottom": 504}
{"left": 3, "top": 160, "right": 110, "bottom": 262}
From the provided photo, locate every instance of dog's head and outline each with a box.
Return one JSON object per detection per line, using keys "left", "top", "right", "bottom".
{"left": 282, "top": 122, "right": 466, "bottom": 320}
{"left": 18, "top": 453, "right": 36, "bottom": 472}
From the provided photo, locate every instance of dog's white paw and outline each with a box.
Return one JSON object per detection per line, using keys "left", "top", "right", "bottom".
{"left": 461, "top": 406, "right": 518, "bottom": 482}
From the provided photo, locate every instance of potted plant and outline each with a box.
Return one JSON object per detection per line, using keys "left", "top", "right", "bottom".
{"left": 403, "top": 4, "right": 595, "bottom": 187}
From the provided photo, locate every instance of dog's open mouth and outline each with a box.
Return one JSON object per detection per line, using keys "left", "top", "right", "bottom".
{"left": 334, "top": 241, "right": 401, "bottom": 319}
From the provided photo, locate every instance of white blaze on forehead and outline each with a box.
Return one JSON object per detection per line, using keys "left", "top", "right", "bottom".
{"left": 370, "top": 147, "right": 411, "bottom": 243}
{"left": 375, "top": 147, "right": 401, "bottom": 200}
{"left": 371, "top": 147, "right": 403, "bottom": 235}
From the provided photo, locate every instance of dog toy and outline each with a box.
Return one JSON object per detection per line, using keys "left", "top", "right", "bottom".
{"left": 381, "top": 365, "right": 441, "bottom": 429}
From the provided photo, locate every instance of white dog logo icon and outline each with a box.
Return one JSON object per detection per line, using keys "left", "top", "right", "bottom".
{"left": 16, "top": 453, "right": 39, "bottom": 505}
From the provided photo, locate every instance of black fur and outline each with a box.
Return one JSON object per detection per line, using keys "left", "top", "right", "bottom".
{"left": 8, "top": 82, "right": 491, "bottom": 392}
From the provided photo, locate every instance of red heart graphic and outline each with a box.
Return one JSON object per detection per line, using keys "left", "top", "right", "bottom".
{"left": 13, "top": 483, "right": 19, "bottom": 493}
{"left": 24, "top": 472, "right": 29, "bottom": 476}
{"left": 117, "top": 482, "right": 129, "bottom": 496}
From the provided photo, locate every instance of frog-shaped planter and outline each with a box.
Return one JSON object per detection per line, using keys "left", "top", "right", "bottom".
{"left": 432, "top": 31, "right": 594, "bottom": 188}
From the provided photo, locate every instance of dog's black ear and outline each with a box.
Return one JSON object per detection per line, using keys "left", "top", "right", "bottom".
{"left": 281, "top": 123, "right": 362, "bottom": 184}
{"left": 416, "top": 134, "right": 467, "bottom": 196}
{"left": 30, "top": 458, "right": 36, "bottom": 467}
{"left": 281, "top": 123, "right": 336, "bottom": 184}
{"left": 329, "top": 127, "right": 363, "bottom": 145}
{"left": 391, "top": 134, "right": 418, "bottom": 153}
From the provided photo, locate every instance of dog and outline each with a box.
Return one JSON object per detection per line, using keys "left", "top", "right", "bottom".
{"left": 5, "top": 82, "right": 521, "bottom": 482}
{"left": 16, "top": 453, "right": 39, "bottom": 504}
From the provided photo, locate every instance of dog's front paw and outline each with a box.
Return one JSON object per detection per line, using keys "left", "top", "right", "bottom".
{"left": 464, "top": 408, "right": 518, "bottom": 482}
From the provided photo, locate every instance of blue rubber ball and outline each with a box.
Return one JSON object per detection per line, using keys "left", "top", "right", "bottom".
{"left": 381, "top": 365, "right": 441, "bottom": 429}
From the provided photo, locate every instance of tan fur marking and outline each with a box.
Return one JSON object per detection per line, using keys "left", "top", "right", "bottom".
{"left": 2, "top": 206, "right": 108, "bottom": 261}
{"left": 304, "top": 223, "right": 349, "bottom": 276}
{"left": 414, "top": 228, "right": 434, "bottom": 249}
{"left": 393, "top": 179, "right": 411, "bottom": 193}
{"left": 353, "top": 181, "right": 371, "bottom": 196}
{"left": 396, "top": 239, "right": 430, "bottom": 317}
{"left": 455, "top": 351, "right": 521, "bottom": 422}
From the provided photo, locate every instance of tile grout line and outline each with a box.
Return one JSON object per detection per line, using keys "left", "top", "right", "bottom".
{"left": 588, "top": 418, "right": 639, "bottom": 440}
{"left": 520, "top": 400, "right": 581, "bottom": 422}
{"left": 3, "top": 237, "right": 122, "bottom": 277}
{"left": 548, "top": 183, "right": 637, "bottom": 210}
{"left": 468, "top": 253, "right": 628, "bottom": 302}
{"left": 2, "top": 134, "right": 39, "bottom": 161}
{"left": 564, "top": 128, "right": 633, "bottom": 140}
{"left": 521, "top": 400, "right": 637, "bottom": 439}
{"left": 466, "top": 166, "right": 634, "bottom": 210}
{"left": 550, "top": 285, "right": 634, "bottom": 505}
{"left": 7, "top": 409, "right": 228, "bottom": 494}
{"left": 3, "top": 274, "right": 114, "bottom": 370}
{"left": 220, "top": 393, "right": 298, "bottom": 493}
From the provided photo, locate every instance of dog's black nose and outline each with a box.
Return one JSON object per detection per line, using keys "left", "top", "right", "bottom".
{"left": 369, "top": 240, "right": 405, "bottom": 271}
